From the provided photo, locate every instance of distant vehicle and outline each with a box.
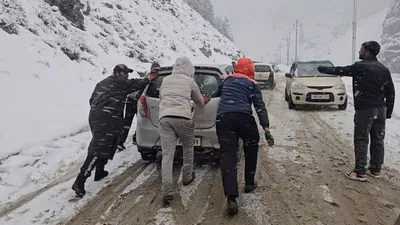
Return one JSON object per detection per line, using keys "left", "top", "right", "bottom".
{"left": 136, "top": 64, "right": 234, "bottom": 161}
{"left": 254, "top": 62, "right": 276, "bottom": 90}
{"left": 284, "top": 60, "right": 347, "bottom": 110}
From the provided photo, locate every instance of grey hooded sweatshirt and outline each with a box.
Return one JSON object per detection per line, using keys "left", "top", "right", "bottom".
{"left": 159, "top": 57, "right": 204, "bottom": 120}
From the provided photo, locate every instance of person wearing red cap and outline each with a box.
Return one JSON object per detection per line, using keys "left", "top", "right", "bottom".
{"left": 318, "top": 41, "right": 395, "bottom": 182}
{"left": 71, "top": 64, "right": 158, "bottom": 198}
{"left": 216, "top": 58, "right": 274, "bottom": 215}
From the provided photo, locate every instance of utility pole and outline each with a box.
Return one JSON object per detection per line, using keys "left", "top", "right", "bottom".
{"left": 277, "top": 43, "right": 283, "bottom": 64}
{"left": 283, "top": 27, "right": 292, "bottom": 65}
{"left": 352, "top": 0, "right": 357, "bottom": 64}
{"left": 294, "top": 19, "right": 299, "bottom": 62}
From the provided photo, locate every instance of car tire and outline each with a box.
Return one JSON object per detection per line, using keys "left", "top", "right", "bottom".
{"left": 338, "top": 97, "right": 348, "bottom": 110}
{"left": 288, "top": 96, "right": 296, "bottom": 110}
{"left": 285, "top": 89, "right": 289, "bottom": 101}
{"left": 138, "top": 147, "right": 157, "bottom": 161}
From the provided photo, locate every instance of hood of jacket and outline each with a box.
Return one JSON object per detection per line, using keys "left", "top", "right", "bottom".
{"left": 171, "top": 57, "right": 195, "bottom": 78}
{"left": 235, "top": 58, "right": 255, "bottom": 79}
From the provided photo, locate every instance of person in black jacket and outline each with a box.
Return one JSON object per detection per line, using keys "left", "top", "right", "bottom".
{"left": 71, "top": 64, "right": 158, "bottom": 197}
{"left": 318, "top": 41, "right": 395, "bottom": 182}
{"left": 216, "top": 57, "right": 274, "bottom": 215}
{"left": 118, "top": 62, "right": 161, "bottom": 150}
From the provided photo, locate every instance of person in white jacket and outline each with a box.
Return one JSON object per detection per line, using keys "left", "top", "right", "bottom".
{"left": 158, "top": 56, "right": 211, "bottom": 205}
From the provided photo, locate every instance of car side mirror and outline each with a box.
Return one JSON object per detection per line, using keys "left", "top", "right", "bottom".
{"left": 285, "top": 73, "right": 292, "bottom": 78}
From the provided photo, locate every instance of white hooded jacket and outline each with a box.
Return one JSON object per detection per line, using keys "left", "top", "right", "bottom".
{"left": 159, "top": 57, "right": 204, "bottom": 120}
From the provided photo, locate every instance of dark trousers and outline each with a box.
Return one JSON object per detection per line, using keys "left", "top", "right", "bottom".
{"left": 354, "top": 107, "right": 386, "bottom": 174}
{"left": 79, "top": 153, "right": 108, "bottom": 178}
{"left": 120, "top": 98, "right": 138, "bottom": 145}
{"left": 216, "top": 112, "right": 260, "bottom": 198}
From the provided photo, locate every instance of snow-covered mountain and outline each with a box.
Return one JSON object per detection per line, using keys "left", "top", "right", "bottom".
{"left": 0, "top": 0, "right": 241, "bottom": 158}
{"left": 0, "top": 0, "right": 240, "bottom": 219}
{"left": 381, "top": 0, "right": 400, "bottom": 74}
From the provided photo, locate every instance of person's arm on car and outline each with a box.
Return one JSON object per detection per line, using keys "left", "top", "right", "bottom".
{"left": 385, "top": 72, "right": 395, "bottom": 119}
{"left": 191, "top": 80, "right": 212, "bottom": 107}
{"left": 123, "top": 71, "right": 158, "bottom": 94}
{"left": 318, "top": 63, "right": 360, "bottom": 77}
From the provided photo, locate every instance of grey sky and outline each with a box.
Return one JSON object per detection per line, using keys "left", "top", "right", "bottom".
{"left": 212, "top": 0, "right": 393, "bottom": 61}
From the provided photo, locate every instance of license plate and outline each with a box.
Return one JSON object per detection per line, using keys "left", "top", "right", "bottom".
{"left": 311, "top": 94, "right": 330, "bottom": 100}
{"left": 177, "top": 137, "right": 201, "bottom": 147}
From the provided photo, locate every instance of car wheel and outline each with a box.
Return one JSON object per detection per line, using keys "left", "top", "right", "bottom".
{"left": 285, "top": 89, "right": 289, "bottom": 101}
{"left": 338, "top": 97, "right": 348, "bottom": 110}
{"left": 288, "top": 96, "right": 296, "bottom": 110}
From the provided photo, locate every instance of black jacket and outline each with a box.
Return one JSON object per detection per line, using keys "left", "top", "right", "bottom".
{"left": 217, "top": 76, "right": 270, "bottom": 129}
{"left": 87, "top": 75, "right": 149, "bottom": 159}
{"left": 318, "top": 57, "right": 395, "bottom": 117}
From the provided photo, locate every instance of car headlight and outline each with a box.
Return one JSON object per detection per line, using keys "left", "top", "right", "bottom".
{"left": 291, "top": 82, "right": 304, "bottom": 89}
{"left": 336, "top": 82, "right": 346, "bottom": 89}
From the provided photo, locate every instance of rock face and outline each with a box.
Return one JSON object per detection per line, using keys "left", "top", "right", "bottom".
{"left": 44, "top": 0, "right": 85, "bottom": 30}
{"left": 381, "top": 0, "right": 400, "bottom": 73}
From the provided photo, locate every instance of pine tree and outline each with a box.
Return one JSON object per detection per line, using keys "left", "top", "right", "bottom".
{"left": 222, "top": 17, "right": 234, "bottom": 42}
{"left": 202, "top": 0, "right": 215, "bottom": 26}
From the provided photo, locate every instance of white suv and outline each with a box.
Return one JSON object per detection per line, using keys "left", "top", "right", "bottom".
{"left": 285, "top": 60, "right": 347, "bottom": 110}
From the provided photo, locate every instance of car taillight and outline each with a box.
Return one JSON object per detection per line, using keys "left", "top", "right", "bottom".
{"left": 138, "top": 96, "right": 150, "bottom": 118}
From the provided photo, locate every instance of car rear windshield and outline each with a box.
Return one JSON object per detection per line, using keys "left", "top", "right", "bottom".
{"left": 146, "top": 73, "right": 221, "bottom": 98}
{"left": 255, "top": 65, "right": 271, "bottom": 72}
{"left": 297, "top": 61, "right": 335, "bottom": 77}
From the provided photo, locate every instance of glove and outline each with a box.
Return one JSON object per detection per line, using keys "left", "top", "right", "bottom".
{"left": 387, "top": 114, "right": 392, "bottom": 119}
{"left": 264, "top": 128, "right": 274, "bottom": 146}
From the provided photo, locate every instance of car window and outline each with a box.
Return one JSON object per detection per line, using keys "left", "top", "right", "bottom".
{"left": 296, "top": 61, "right": 335, "bottom": 77}
{"left": 146, "top": 73, "right": 221, "bottom": 98}
{"left": 255, "top": 65, "right": 271, "bottom": 72}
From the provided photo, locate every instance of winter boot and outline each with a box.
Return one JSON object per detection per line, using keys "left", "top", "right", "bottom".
{"left": 183, "top": 172, "right": 196, "bottom": 186}
{"left": 244, "top": 183, "right": 258, "bottom": 193}
{"left": 227, "top": 196, "right": 238, "bottom": 215}
{"left": 163, "top": 195, "right": 174, "bottom": 207}
{"left": 72, "top": 175, "right": 87, "bottom": 198}
{"left": 94, "top": 168, "right": 109, "bottom": 181}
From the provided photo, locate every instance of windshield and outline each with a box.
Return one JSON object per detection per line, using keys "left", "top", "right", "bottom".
{"left": 146, "top": 73, "right": 221, "bottom": 98}
{"left": 297, "top": 61, "right": 335, "bottom": 77}
{"left": 255, "top": 65, "right": 271, "bottom": 72}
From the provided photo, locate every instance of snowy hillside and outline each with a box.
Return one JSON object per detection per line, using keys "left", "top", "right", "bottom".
{"left": 381, "top": 0, "right": 400, "bottom": 74}
{"left": 0, "top": 0, "right": 240, "bottom": 221}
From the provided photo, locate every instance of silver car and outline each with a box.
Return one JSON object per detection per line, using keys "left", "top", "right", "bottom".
{"left": 136, "top": 64, "right": 234, "bottom": 161}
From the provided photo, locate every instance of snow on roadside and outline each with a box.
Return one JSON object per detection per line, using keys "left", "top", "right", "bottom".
{"left": 0, "top": 144, "right": 143, "bottom": 225}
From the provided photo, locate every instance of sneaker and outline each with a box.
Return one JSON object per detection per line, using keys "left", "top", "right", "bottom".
{"left": 72, "top": 175, "right": 87, "bottom": 198}
{"left": 163, "top": 195, "right": 174, "bottom": 207}
{"left": 227, "top": 196, "right": 238, "bottom": 215}
{"left": 94, "top": 169, "right": 109, "bottom": 181}
{"left": 183, "top": 172, "right": 196, "bottom": 186}
{"left": 345, "top": 171, "right": 367, "bottom": 182}
{"left": 117, "top": 144, "right": 126, "bottom": 151}
{"left": 244, "top": 183, "right": 258, "bottom": 193}
{"left": 368, "top": 167, "right": 381, "bottom": 178}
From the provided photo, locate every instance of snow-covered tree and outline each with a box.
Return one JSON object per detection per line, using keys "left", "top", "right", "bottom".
{"left": 381, "top": 0, "right": 400, "bottom": 73}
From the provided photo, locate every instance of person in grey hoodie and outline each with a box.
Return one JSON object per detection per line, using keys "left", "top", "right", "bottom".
{"left": 158, "top": 56, "right": 211, "bottom": 205}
